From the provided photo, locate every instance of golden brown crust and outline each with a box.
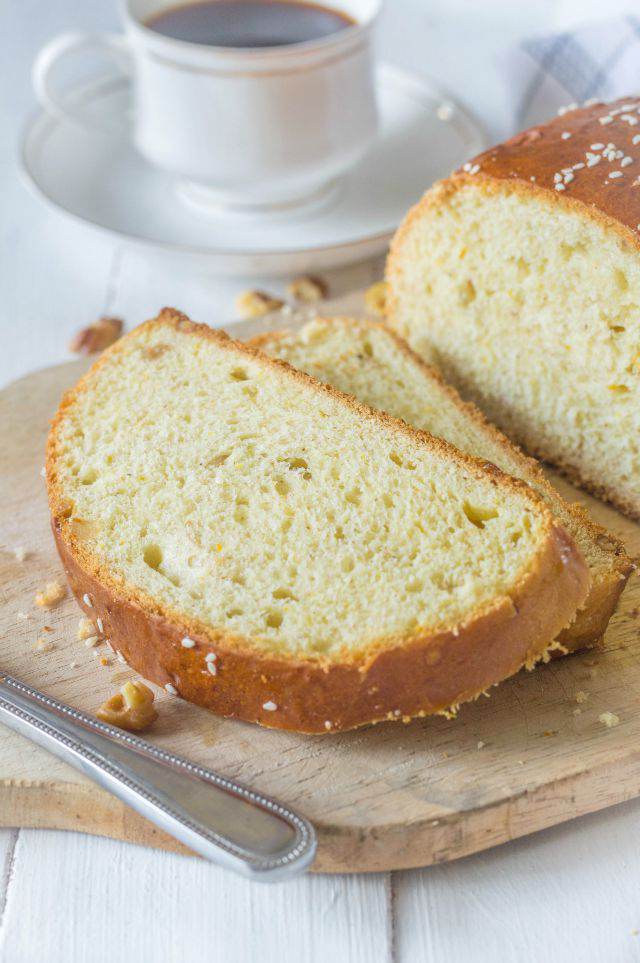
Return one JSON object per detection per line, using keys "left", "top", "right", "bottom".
{"left": 251, "top": 317, "right": 633, "bottom": 653}
{"left": 54, "top": 520, "right": 587, "bottom": 734}
{"left": 47, "top": 309, "right": 590, "bottom": 733}
{"left": 386, "top": 98, "right": 640, "bottom": 519}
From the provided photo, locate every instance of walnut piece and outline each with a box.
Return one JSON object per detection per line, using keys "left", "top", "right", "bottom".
{"left": 35, "top": 580, "right": 66, "bottom": 608}
{"left": 599, "top": 711, "right": 620, "bottom": 728}
{"left": 286, "top": 275, "right": 328, "bottom": 303}
{"left": 69, "top": 316, "right": 123, "bottom": 355}
{"left": 97, "top": 680, "right": 158, "bottom": 732}
{"left": 235, "top": 290, "right": 285, "bottom": 319}
{"left": 364, "top": 281, "right": 388, "bottom": 317}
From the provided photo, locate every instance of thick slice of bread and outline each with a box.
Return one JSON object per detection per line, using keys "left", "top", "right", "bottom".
{"left": 386, "top": 98, "right": 640, "bottom": 519}
{"left": 253, "top": 317, "right": 632, "bottom": 652}
{"left": 47, "top": 308, "right": 589, "bottom": 733}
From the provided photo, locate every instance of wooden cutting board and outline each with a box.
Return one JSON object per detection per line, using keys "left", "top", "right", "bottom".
{"left": 2, "top": 339, "right": 640, "bottom": 874}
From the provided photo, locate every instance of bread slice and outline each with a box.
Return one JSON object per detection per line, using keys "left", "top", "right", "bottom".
{"left": 252, "top": 316, "right": 632, "bottom": 652}
{"left": 386, "top": 98, "right": 640, "bottom": 519}
{"left": 47, "top": 308, "right": 589, "bottom": 733}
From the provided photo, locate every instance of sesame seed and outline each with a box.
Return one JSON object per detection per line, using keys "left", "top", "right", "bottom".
{"left": 610, "top": 171, "right": 623, "bottom": 178}
{"left": 96, "top": 618, "right": 104, "bottom": 633}
{"left": 572, "top": 162, "right": 585, "bottom": 170}
{"left": 40, "top": 466, "right": 46, "bottom": 478}
{"left": 633, "top": 135, "right": 640, "bottom": 145}
{"left": 586, "top": 153, "right": 601, "bottom": 167}
{"left": 206, "top": 661, "right": 217, "bottom": 676}
{"left": 583, "top": 97, "right": 599, "bottom": 106}
{"left": 205, "top": 652, "right": 217, "bottom": 662}
{"left": 84, "top": 635, "right": 100, "bottom": 648}
{"left": 621, "top": 114, "right": 638, "bottom": 125}
{"left": 165, "top": 683, "right": 178, "bottom": 695}
{"left": 561, "top": 132, "right": 571, "bottom": 140}
{"left": 263, "top": 700, "right": 277, "bottom": 711}
{"left": 590, "top": 143, "right": 605, "bottom": 150}
{"left": 436, "top": 103, "right": 453, "bottom": 121}
{"left": 181, "top": 636, "right": 196, "bottom": 648}
{"left": 558, "top": 103, "right": 577, "bottom": 115}
{"left": 555, "top": 183, "right": 565, "bottom": 191}
{"left": 82, "top": 594, "right": 92, "bottom": 607}
{"left": 599, "top": 116, "right": 614, "bottom": 125}
{"left": 324, "top": 720, "right": 332, "bottom": 730}
{"left": 621, "top": 156, "right": 633, "bottom": 167}
{"left": 563, "top": 171, "right": 574, "bottom": 183}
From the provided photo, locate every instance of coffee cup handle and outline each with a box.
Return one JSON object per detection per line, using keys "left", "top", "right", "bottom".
{"left": 33, "top": 32, "right": 131, "bottom": 130}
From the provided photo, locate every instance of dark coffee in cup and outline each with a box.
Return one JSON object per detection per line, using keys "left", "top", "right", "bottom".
{"left": 146, "top": 0, "right": 355, "bottom": 48}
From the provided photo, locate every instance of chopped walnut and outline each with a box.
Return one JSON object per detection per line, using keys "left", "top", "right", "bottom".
{"left": 35, "top": 580, "right": 66, "bottom": 608}
{"left": 97, "top": 680, "right": 158, "bottom": 732}
{"left": 69, "top": 316, "right": 123, "bottom": 354}
{"left": 286, "top": 275, "right": 328, "bottom": 303}
{"left": 235, "top": 290, "right": 285, "bottom": 319}
{"left": 599, "top": 711, "right": 620, "bottom": 728}
{"left": 364, "top": 281, "right": 388, "bottom": 317}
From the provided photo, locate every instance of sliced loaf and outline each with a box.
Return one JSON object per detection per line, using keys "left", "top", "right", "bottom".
{"left": 47, "top": 309, "right": 589, "bottom": 733}
{"left": 253, "top": 316, "right": 631, "bottom": 652}
{"left": 387, "top": 97, "right": 640, "bottom": 519}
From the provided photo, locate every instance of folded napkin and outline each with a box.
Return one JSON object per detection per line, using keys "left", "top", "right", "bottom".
{"left": 504, "top": 16, "right": 640, "bottom": 130}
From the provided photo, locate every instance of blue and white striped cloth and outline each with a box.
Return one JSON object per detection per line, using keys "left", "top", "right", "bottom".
{"left": 504, "top": 16, "right": 640, "bottom": 129}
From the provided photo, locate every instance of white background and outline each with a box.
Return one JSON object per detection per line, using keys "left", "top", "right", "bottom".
{"left": 2, "top": 1, "right": 640, "bottom": 961}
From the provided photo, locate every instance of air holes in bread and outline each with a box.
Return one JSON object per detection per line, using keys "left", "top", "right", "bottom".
{"left": 463, "top": 502, "right": 499, "bottom": 529}
{"left": 458, "top": 279, "right": 476, "bottom": 306}
{"left": 272, "top": 587, "right": 297, "bottom": 600}
{"left": 265, "top": 610, "right": 283, "bottom": 629}
{"left": 143, "top": 544, "right": 163, "bottom": 571}
{"left": 80, "top": 468, "right": 98, "bottom": 485}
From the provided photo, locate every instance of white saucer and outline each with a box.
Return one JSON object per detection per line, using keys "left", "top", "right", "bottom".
{"left": 20, "top": 64, "right": 485, "bottom": 276}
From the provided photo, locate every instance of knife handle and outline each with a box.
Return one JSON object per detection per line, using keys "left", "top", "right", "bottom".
{"left": 0, "top": 674, "right": 316, "bottom": 881}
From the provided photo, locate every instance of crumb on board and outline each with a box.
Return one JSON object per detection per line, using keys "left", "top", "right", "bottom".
{"left": 34, "top": 637, "right": 55, "bottom": 653}
{"left": 77, "top": 617, "right": 95, "bottom": 641}
{"left": 477, "top": 741, "right": 485, "bottom": 750}
{"left": 16, "top": 611, "right": 29, "bottom": 622}
{"left": 13, "top": 546, "right": 28, "bottom": 562}
{"left": 97, "top": 680, "right": 158, "bottom": 732}
{"left": 84, "top": 635, "right": 101, "bottom": 648}
{"left": 542, "top": 730, "right": 557, "bottom": 737}
{"left": 35, "top": 580, "right": 66, "bottom": 608}
{"left": 575, "top": 690, "right": 589, "bottom": 704}
{"left": 599, "top": 711, "right": 620, "bottom": 728}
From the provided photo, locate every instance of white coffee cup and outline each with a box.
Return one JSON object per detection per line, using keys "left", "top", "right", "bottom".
{"left": 33, "top": 0, "right": 380, "bottom": 214}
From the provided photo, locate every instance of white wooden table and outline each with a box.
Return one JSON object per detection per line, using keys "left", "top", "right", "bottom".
{"left": 2, "top": 2, "right": 640, "bottom": 960}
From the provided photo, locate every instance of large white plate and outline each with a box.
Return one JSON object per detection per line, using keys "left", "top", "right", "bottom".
{"left": 20, "top": 64, "right": 485, "bottom": 276}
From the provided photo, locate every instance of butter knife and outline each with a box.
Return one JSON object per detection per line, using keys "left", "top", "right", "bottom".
{"left": 0, "top": 673, "right": 316, "bottom": 881}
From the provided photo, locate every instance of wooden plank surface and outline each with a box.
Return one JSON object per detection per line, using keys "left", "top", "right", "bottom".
{"left": 1, "top": 334, "right": 639, "bottom": 874}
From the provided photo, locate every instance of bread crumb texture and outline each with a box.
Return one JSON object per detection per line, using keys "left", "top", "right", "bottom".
{"left": 388, "top": 178, "right": 640, "bottom": 516}
{"left": 48, "top": 315, "right": 558, "bottom": 661}
{"left": 256, "top": 316, "right": 630, "bottom": 650}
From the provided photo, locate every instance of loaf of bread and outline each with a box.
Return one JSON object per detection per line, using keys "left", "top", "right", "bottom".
{"left": 387, "top": 97, "right": 640, "bottom": 518}
{"left": 253, "top": 316, "right": 631, "bottom": 652}
{"left": 47, "top": 309, "right": 589, "bottom": 733}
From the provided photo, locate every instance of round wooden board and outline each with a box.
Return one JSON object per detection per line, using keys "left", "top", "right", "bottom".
{"left": 2, "top": 357, "right": 640, "bottom": 874}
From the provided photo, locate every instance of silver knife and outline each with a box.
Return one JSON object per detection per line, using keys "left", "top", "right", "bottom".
{"left": 0, "top": 673, "right": 316, "bottom": 881}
